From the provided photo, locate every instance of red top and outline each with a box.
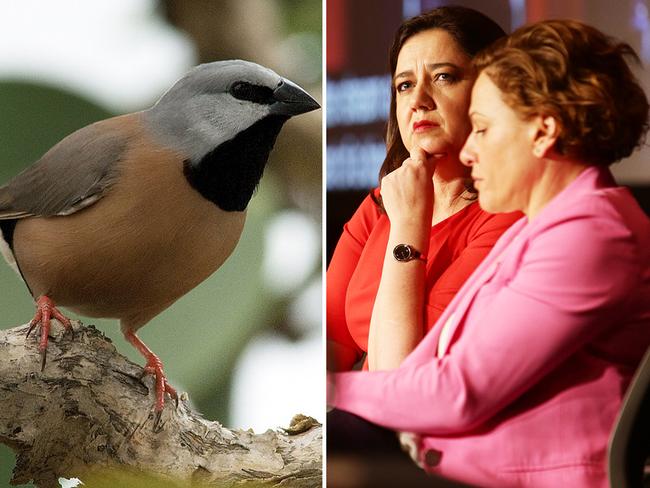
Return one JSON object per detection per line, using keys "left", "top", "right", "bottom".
{"left": 327, "top": 189, "right": 522, "bottom": 370}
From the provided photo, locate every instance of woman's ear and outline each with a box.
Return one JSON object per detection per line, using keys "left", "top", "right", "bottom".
{"left": 532, "top": 115, "right": 559, "bottom": 158}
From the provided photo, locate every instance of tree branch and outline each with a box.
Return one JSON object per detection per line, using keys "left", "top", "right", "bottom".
{"left": 0, "top": 322, "right": 322, "bottom": 488}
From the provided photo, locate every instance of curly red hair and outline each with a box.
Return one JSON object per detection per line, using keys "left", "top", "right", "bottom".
{"left": 474, "top": 19, "right": 649, "bottom": 166}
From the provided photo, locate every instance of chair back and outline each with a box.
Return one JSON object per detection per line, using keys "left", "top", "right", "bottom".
{"left": 608, "top": 345, "right": 650, "bottom": 487}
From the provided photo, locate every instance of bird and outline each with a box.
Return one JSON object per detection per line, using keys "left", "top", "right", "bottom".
{"left": 0, "top": 59, "right": 320, "bottom": 413}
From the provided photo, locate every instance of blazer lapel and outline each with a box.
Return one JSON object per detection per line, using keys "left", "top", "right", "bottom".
{"left": 435, "top": 218, "right": 526, "bottom": 357}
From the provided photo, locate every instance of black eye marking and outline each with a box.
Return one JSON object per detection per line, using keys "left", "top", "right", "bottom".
{"left": 229, "top": 81, "right": 275, "bottom": 105}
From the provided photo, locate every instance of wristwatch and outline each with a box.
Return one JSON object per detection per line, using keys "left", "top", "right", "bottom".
{"left": 393, "top": 244, "right": 426, "bottom": 262}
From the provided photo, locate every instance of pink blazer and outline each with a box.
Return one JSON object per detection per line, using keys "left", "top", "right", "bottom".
{"left": 332, "top": 166, "right": 650, "bottom": 487}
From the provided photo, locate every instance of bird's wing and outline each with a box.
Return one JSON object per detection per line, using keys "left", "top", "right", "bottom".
{"left": 0, "top": 118, "right": 130, "bottom": 220}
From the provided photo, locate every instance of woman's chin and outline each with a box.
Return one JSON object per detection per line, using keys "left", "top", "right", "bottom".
{"left": 408, "top": 134, "right": 451, "bottom": 156}
{"left": 478, "top": 195, "right": 516, "bottom": 215}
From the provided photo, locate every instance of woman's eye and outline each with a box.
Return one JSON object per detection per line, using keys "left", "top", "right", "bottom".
{"left": 396, "top": 81, "right": 412, "bottom": 92}
{"left": 434, "top": 72, "right": 457, "bottom": 83}
{"left": 473, "top": 128, "right": 486, "bottom": 135}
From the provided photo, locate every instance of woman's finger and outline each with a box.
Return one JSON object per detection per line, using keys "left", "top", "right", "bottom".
{"left": 409, "top": 146, "right": 428, "bottom": 166}
{"left": 410, "top": 145, "right": 437, "bottom": 175}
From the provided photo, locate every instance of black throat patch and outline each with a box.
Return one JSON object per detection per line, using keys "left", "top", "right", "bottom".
{"left": 183, "top": 114, "right": 289, "bottom": 212}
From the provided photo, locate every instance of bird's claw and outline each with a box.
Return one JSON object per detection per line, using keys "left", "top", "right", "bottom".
{"left": 124, "top": 329, "right": 178, "bottom": 418}
{"left": 26, "top": 321, "right": 36, "bottom": 339}
{"left": 26, "top": 295, "right": 73, "bottom": 370}
{"left": 40, "top": 348, "right": 47, "bottom": 372}
{"left": 153, "top": 409, "right": 163, "bottom": 431}
{"left": 140, "top": 361, "right": 178, "bottom": 413}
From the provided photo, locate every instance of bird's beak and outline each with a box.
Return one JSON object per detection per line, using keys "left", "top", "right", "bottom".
{"left": 270, "top": 79, "right": 320, "bottom": 116}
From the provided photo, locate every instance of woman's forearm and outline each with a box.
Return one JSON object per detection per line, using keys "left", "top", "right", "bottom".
{"left": 367, "top": 222, "right": 429, "bottom": 370}
{"left": 369, "top": 146, "right": 434, "bottom": 371}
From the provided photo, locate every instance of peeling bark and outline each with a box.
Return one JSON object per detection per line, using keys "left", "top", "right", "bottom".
{"left": 0, "top": 322, "right": 322, "bottom": 488}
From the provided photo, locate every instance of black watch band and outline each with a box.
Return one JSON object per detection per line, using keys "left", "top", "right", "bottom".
{"left": 393, "top": 244, "right": 426, "bottom": 262}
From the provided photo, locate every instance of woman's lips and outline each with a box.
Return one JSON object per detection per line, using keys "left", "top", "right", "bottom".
{"left": 412, "top": 120, "right": 440, "bottom": 132}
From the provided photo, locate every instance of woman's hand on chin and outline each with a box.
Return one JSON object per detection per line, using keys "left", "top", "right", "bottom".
{"left": 380, "top": 144, "right": 435, "bottom": 230}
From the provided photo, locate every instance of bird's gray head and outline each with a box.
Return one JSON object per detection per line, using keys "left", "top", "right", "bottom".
{"left": 145, "top": 60, "right": 319, "bottom": 161}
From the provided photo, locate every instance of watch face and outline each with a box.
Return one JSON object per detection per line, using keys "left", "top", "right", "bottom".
{"left": 393, "top": 244, "right": 413, "bottom": 261}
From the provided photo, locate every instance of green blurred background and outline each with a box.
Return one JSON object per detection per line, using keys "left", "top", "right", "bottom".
{"left": 0, "top": 1, "right": 322, "bottom": 486}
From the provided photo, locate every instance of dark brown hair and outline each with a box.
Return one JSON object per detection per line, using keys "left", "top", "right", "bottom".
{"left": 379, "top": 6, "right": 507, "bottom": 182}
{"left": 474, "top": 19, "right": 649, "bottom": 166}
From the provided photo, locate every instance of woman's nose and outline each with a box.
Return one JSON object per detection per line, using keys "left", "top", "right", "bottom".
{"left": 460, "top": 136, "right": 476, "bottom": 167}
{"left": 410, "top": 82, "right": 435, "bottom": 111}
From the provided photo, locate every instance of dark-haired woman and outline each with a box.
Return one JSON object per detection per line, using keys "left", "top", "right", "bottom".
{"left": 327, "top": 6, "right": 520, "bottom": 374}
{"left": 331, "top": 19, "right": 650, "bottom": 488}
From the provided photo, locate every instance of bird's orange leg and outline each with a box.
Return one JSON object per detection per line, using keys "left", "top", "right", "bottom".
{"left": 123, "top": 329, "right": 178, "bottom": 412}
{"left": 26, "top": 295, "right": 73, "bottom": 371}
